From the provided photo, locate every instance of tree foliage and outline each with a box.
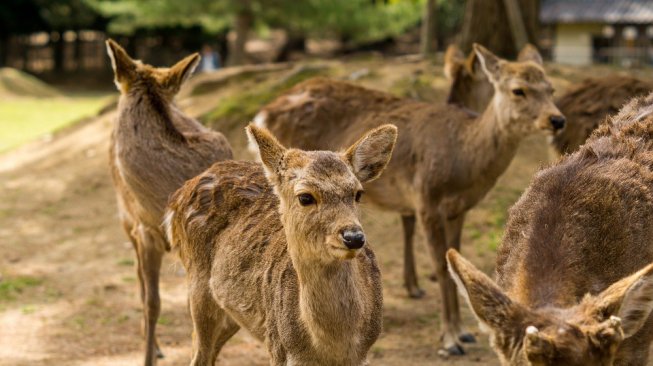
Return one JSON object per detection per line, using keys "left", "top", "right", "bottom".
{"left": 89, "top": 0, "right": 423, "bottom": 45}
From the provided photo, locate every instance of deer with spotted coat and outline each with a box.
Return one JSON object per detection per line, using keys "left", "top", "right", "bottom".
{"left": 106, "top": 39, "right": 232, "bottom": 365}
{"left": 165, "top": 124, "right": 396, "bottom": 365}
{"left": 448, "top": 92, "right": 653, "bottom": 365}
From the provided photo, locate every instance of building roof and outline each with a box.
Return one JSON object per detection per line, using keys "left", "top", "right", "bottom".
{"left": 541, "top": 0, "right": 653, "bottom": 24}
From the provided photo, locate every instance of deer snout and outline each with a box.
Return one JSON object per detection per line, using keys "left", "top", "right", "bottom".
{"left": 549, "top": 115, "right": 566, "bottom": 131}
{"left": 341, "top": 228, "right": 366, "bottom": 250}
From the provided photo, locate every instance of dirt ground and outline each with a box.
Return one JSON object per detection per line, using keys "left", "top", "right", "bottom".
{"left": 1, "top": 57, "right": 652, "bottom": 365}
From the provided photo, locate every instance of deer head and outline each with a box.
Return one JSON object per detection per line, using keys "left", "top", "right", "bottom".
{"left": 447, "top": 249, "right": 653, "bottom": 366}
{"left": 444, "top": 44, "right": 545, "bottom": 114}
{"left": 247, "top": 124, "right": 397, "bottom": 263}
{"left": 472, "top": 43, "right": 565, "bottom": 135}
{"left": 106, "top": 39, "right": 200, "bottom": 99}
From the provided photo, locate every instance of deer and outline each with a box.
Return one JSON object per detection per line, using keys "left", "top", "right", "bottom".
{"left": 164, "top": 123, "right": 396, "bottom": 365}
{"left": 551, "top": 75, "right": 653, "bottom": 154}
{"left": 253, "top": 43, "right": 565, "bottom": 355}
{"left": 105, "top": 39, "right": 233, "bottom": 366}
{"left": 447, "top": 91, "right": 653, "bottom": 365}
{"left": 444, "top": 44, "right": 653, "bottom": 155}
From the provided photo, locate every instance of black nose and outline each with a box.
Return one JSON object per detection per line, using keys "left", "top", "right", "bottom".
{"left": 550, "top": 115, "right": 566, "bottom": 130}
{"left": 342, "top": 229, "right": 366, "bottom": 250}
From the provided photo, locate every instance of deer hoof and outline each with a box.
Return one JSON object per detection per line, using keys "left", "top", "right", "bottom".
{"left": 428, "top": 273, "right": 438, "bottom": 282}
{"left": 156, "top": 348, "right": 165, "bottom": 359}
{"left": 459, "top": 333, "right": 476, "bottom": 343}
{"left": 407, "top": 287, "right": 425, "bottom": 299}
{"left": 438, "top": 344, "right": 465, "bottom": 357}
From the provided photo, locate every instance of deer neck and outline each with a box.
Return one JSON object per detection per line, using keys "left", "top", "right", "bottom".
{"left": 465, "top": 97, "right": 523, "bottom": 178}
{"left": 288, "top": 238, "right": 365, "bottom": 358}
{"left": 115, "top": 89, "right": 184, "bottom": 142}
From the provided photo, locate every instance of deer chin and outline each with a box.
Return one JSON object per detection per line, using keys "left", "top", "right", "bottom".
{"left": 327, "top": 241, "right": 361, "bottom": 260}
{"left": 535, "top": 119, "right": 560, "bottom": 136}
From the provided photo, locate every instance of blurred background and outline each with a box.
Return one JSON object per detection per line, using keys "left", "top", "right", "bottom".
{"left": 1, "top": 1, "right": 653, "bottom": 365}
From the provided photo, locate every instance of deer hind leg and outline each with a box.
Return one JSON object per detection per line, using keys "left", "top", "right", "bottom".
{"left": 135, "top": 225, "right": 166, "bottom": 366}
{"left": 443, "top": 214, "right": 475, "bottom": 344}
{"left": 417, "top": 206, "right": 464, "bottom": 356}
{"left": 122, "top": 218, "right": 164, "bottom": 361}
{"left": 402, "top": 215, "right": 425, "bottom": 299}
{"left": 188, "top": 282, "right": 240, "bottom": 366}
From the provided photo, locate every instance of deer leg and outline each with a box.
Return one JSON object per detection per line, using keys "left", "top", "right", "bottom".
{"left": 189, "top": 282, "right": 240, "bottom": 366}
{"left": 123, "top": 219, "right": 164, "bottom": 360}
{"left": 402, "top": 215, "right": 424, "bottom": 299}
{"left": 444, "top": 214, "right": 476, "bottom": 344}
{"left": 418, "top": 207, "right": 464, "bottom": 356}
{"left": 136, "top": 227, "right": 165, "bottom": 366}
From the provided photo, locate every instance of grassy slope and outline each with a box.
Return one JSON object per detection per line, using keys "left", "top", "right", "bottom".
{"left": 0, "top": 93, "right": 113, "bottom": 152}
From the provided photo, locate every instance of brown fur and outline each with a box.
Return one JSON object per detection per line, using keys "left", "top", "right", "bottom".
{"left": 448, "top": 92, "right": 653, "bottom": 365}
{"left": 166, "top": 124, "right": 396, "bottom": 365}
{"left": 444, "top": 43, "right": 541, "bottom": 114}
{"left": 256, "top": 44, "right": 563, "bottom": 354}
{"left": 106, "top": 39, "right": 233, "bottom": 365}
{"left": 552, "top": 76, "right": 653, "bottom": 154}
{"left": 444, "top": 45, "right": 653, "bottom": 155}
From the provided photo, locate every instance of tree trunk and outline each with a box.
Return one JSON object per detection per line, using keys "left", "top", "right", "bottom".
{"left": 420, "top": 0, "right": 437, "bottom": 56}
{"left": 228, "top": 6, "right": 253, "bottom": 66}
{"left": 74, "top": 32, "right": 83, "bottom": 71}
{"left": 0, "top": 35, "right": 8, "bottom": 67}
{"left": 53, "top": 32, "right": 66, "bottom": 72}
{"left": 460, "top": 0, "right": 539, "bottom": 59}
{"left": 502, "top": 0, "right": 528, "bottom": 51}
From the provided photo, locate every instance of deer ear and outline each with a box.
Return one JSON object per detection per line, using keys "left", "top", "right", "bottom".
{"left": 518, "top": 44, "right": 543, "bottom": 65}
{"left": 473, "top": 43, "right": 502, "bottom": 83}
{"left": 106, "top": 39, "right": 137, "bottom": 93}
{"left": 246, "top": 123, "right": 287, "bottom": 184}
{"left": 164, "top": 53, "right": 201, "bottom": 94}
{"left": 447, "top": 249, "right": 528, "bottom": 333}
{"left": 344, "top": 124, "right": 397, "bottom": 184}
{"left": 444, "top": 44, "right": 465, "bottom": 80}
{"left": 594, "top": 262, "right": 653, "bottom": 338}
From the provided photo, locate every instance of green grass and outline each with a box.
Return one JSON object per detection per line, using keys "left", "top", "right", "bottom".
{"left": 203, "top": 67, "right": 329, "bottom": 127}
{"left": 0, "top": 93, "right": 112, "bottom": 152}
{"left": 0, "top": 275, "right": 43, "bottom": 301}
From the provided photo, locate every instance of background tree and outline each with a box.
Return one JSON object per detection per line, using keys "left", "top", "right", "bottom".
{"left": 460, "top": 0, "right": 539, "bottom": 58}
{"left": 420, "top": 0, "right": 437, "bottom": 56}
{"left": 90, "top": 0, "right": 424, "bottom": 66}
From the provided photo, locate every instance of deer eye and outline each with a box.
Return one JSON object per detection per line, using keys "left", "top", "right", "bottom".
{"left": 512, "top": 88, "right": 526, "bottom": 97}
{"left": 298, "top": 193, "right": 316, "bottom": 206}
{"left": 355, "top": 191, "right": 364, "bottom": 203}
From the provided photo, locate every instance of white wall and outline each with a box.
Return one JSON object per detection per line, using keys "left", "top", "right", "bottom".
{"left": 553, "top": 23, "right": 603, "bottom": 65}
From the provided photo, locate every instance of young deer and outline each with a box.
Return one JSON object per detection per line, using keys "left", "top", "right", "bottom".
{"left": 448, "top": 92, "right": 653, "bottom": 365}
{"left": 106, "top": 39, "right": 232, "bottom": 365}
{"left": 165, "top": 124, "right": 396, "bottom": 365}
{"left": 254, "top": 44, "right": 564, "bottom": 355}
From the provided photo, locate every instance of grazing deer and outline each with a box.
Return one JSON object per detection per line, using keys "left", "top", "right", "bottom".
{"left": 445, "top": 44, "right": 653, "bottom": 156}
{"left": 106, "top": 39, "right": 233, "bottom": 365}
{"left": 165, "top": 124, "right": 396, "bottom": 365}
{"left": 254, "top": 44, "right": 565, "bottom": 355}
{"left": 448, "top": 92, "right": 653, "bottom": 365}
